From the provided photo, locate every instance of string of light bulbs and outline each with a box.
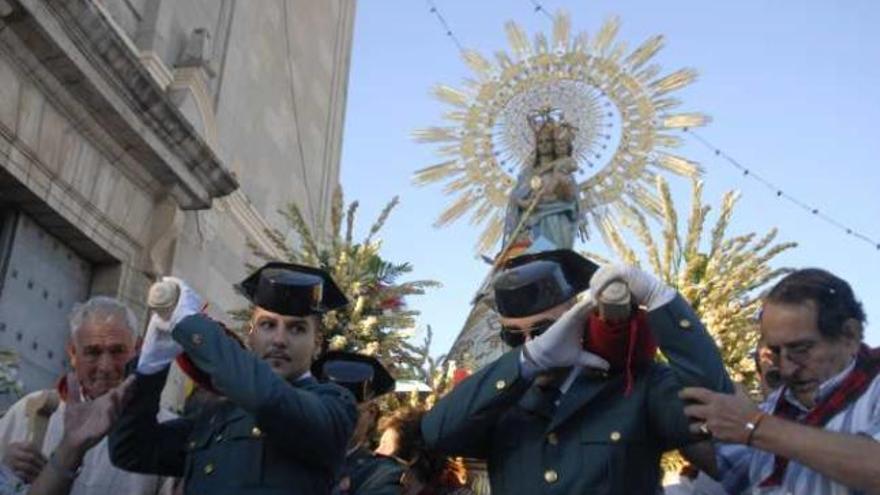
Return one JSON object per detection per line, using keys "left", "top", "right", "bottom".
{"left": 527, "top": 0, "right": 554, "bottom": 21}
{"left": 684, "top": 128, "right": 879, "bottom": 251}
{"left": 420, "top": 1, "right": 879, "bottom": 253}
{"left": 424, "top": 0, "right": 465, "bottom": 53}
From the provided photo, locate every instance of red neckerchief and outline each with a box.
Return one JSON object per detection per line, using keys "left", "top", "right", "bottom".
{"left": 55, "top": 374, "right": 70, "bottom": 402}
{"left": 585, "top": 310, "right": 657, "bottom": 396}
{"left": 760, "top": 345, "right": 880, "bottom": 487}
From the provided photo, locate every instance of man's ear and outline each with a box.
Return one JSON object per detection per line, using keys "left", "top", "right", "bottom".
{"left": 841, "top": 318, "right": 863, "bottom": 352}
{"left": 66, "top": 341, "right": 77, "bottom": 369}
{"left": 311, "top": 315, "right": 324, "bottom": 358}
{"left": 313, "top": 332, "right": 324, "bottom": 361}
{"left": 245, "top": 326, "right": 256, "bottom": 348}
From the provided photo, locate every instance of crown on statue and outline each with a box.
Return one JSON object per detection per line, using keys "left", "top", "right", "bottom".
{"left": 528, "top": 107, "right": 563, "bottom": 134}
{"left": 527, "top": 107, "right": 578, "bottom": 158}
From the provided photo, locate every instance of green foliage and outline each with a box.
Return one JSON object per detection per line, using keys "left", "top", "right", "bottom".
{"left": 236, "top": 187, "right": 441, "bottom": 378}
{"left": 0, "top": 349, "right": 22, "bottom": 400}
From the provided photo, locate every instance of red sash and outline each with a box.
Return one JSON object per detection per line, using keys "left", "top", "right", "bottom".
{"left": 760, "top": 345, "right": 880, "bottom": 487}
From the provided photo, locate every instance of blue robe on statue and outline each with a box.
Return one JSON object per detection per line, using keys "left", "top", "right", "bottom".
{"left": 503, "top": 162, "right": 580, "bottom": 251}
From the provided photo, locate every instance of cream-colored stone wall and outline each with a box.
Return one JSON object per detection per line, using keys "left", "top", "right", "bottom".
{"left": 0, "top": 0, "right": 356, "bottom": 405}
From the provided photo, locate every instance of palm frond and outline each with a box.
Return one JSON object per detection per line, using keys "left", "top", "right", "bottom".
{"left": 606, "top": 179, "right": 797, "bottom": 396}
{"left": 235, "top": 194, "right": 439, "bottom": 383}
{"left": 344, "top": 200, "right": 360, "bottom": 247}
{"left": 657, "top": 176, "right": 679, "bottom": 282}
{"left": 330, "top": 186, "right": 344, "bottom": 257}
{"left": 280, "top": 203, "right": 320, "bottom": 260}
{"left": 364, "top": 196, "right": 400, "bottom": 245}
{"left": 710, "top": 190, "right": 740, "bottom": 256}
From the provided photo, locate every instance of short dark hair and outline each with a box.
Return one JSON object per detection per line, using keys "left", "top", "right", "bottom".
{"left": 764, "top": 268, "right": 866, "bottom": 340}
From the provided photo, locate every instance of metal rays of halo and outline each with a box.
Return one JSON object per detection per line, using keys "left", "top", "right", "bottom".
{"left": 413, "top": 12, "right": 711, "bottom": 253}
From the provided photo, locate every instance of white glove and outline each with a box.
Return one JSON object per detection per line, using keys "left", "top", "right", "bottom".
{"left": 589, "top": 264, "right": 675, "bottom": 311}
{"left": 137, "top": 277, "right": 203, "bottom": 375}
{"left": 149, "top": 277, "right": 204, "bottom": 332}
{"left": 522, "top": 295, "right": 610, "bottom": 374}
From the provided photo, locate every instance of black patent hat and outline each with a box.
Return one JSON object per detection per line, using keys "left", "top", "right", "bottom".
{"left": 493, "top": 249, "right": 599, "bottom": 318}
{"left": 312, "top": 351, "right": 395, "bottom": 402}
{"left": 236, "top": 262, "right": 347, "bottom": 316}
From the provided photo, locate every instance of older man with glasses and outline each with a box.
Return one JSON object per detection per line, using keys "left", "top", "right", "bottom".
{"left": 681, "top": 268, "right": 880, "bottom": 494}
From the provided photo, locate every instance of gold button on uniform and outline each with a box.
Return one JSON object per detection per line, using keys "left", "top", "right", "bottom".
{"left": 610, "top": 431, "right": 621, "bottom": 442}
{"left": 679, "top": 319, "right": 692, "bottom": 329}
{"left": 544, "top": 469, "right": 558, "bottom": 484}
{"left": 203, "top": 463, "right": 215, "bottom": 475}
{"left": 187, "top": 441, "right": 196, "bottom": 450}
{"left": 495, "top": 380, "right": 506, "bottom": 390}
{"left": 192, "top": 333, "right": 204, "bottom": 345}
{"left": 547, "top": 432, "right": 559, "bottom": 445}
{"left": 251, "top": 426, "right": 263, "bottom": 437}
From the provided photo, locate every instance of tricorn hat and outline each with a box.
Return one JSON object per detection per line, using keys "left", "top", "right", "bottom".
{"left": 312, "top": 351, "right": 395, "bottom": 402}
{"left": 493, "top": 249, "right": 599, "bottom": 318}
{"left": 236, "top": 262, "right": 347, "bottom": 316}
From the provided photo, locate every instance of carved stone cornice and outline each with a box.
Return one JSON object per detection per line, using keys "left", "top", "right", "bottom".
{"left": 138, "top": 50, "right": 173, "bottom": 90}
{"left": 167, "top": 66, "right": 219, "bottom": 149}
{"left": 0, "top": 0, "right": 237, "bottom": 209}
{"left": 221, "top": 190, "right": 286, "bottom": 260}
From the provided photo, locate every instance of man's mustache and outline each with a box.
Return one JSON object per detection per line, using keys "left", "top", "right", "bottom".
{"left": 263, "top": 349, "right": 291, "bottom": 361}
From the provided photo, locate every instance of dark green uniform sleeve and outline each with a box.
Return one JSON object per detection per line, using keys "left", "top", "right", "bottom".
{"left": 351, "top": 459, "right": 405, "bottom": 495}
{"left": 108, "top": 366, "right": 193, "bottom": 476}
{"left": 646, "top": 364, "right": 697, "bottom": 450}
{"left": 648, "top": 294, "right": 734, "bottom": 394}
{"left": 172, "top": 314, "right": 357, "bottom": 469}
{"left": 421, "top": 349, "right": 531, "bottom": 459}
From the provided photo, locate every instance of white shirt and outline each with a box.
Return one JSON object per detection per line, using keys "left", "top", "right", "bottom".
{"left": 716, "top": 359, "right": 880, "bottom": 494}
{"left": 0, "top": 390, "right": 176, "bottom": 495}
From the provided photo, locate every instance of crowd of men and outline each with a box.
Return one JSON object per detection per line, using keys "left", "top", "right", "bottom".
{"left": 0, "top": 249, "right": 876, "bottom": 494}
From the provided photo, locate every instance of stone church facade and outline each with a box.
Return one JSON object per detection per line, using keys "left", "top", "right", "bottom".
{"left": 0, "top": 0, "right": 356, "bottom": 407}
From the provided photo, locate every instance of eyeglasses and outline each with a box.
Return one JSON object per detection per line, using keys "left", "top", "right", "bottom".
{"left": 499, "top": 319, "right": 555, "bottom": 348}
{"left": 767, "top": 340, "right": 818, "bottom": 366}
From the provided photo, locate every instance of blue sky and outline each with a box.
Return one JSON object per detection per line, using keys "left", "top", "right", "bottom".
{"left": 339, "top": 1, "right": 880, "bottom": 356}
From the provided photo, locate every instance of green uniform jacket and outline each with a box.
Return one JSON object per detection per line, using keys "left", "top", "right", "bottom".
{"left": 108, "top": 314, "right": 358, "bottom": 495}
{"left": 422, "top": 295, "right": 733, "bottom": 495}
{"left": 332, "top": 447, "right": 404, "bottom": 495}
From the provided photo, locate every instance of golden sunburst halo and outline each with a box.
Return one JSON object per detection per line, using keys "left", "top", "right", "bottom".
{"left": 413, "top": 12, "right": 710, "bottom": 253}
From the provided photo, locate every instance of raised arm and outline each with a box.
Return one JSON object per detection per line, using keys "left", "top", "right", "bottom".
{"left": 648, "top": 294, "right": 733, "bottom": 393}
{"left": 31, "top": 376, "right": 136, "bottom": 495}
{"left": 421, "top": 350, "right": 531, "bottom": 459}
{"left": 680, "top": 385, "right": 880, "bottom": 493}
{"left": 424, "top": 294, "right": 612, "bottom": 459}
{"left": 590, "top": 265, "right": 733, "bottom": 393}
{"left": 107, "top": 368, "right": 192, "bottom": 477}
{"left": 171, "top": 315, "right": 356, "bottom": 468}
